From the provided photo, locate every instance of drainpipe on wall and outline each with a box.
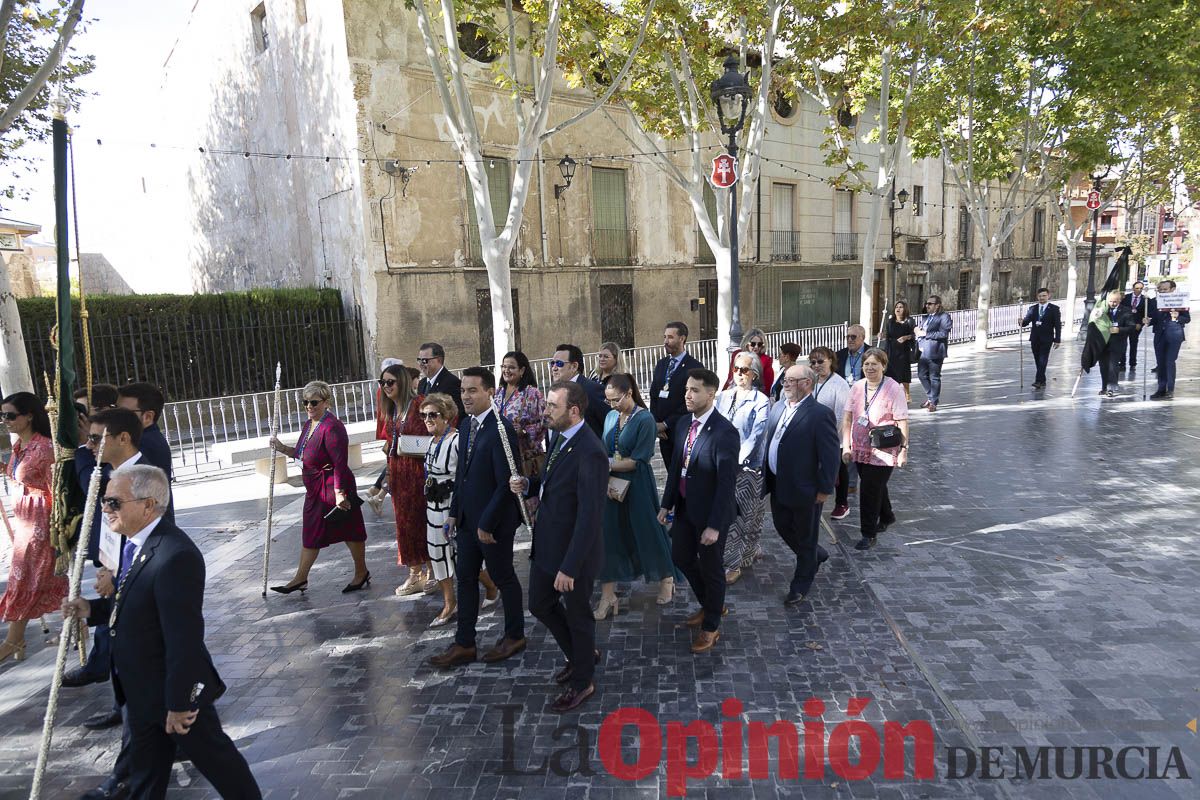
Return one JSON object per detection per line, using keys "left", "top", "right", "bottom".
{"left": 537, "top": 146, "right": 550, "bottom": 266}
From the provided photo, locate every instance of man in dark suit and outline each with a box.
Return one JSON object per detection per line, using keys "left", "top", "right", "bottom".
{"left": 430, "top": 367, "right": 526, "bottom": 668}
{"left": 548, "top": 344, "right": 607, "bottom": 435}
{"left": 771, "top": 343, "right": 801, "bottom": 401}
{"left": 1118, "top": 281, "right": 1155, "bottom": 370}
{"left": 116, "top": 382, "right": 175, "bottom": 524}
{"left": 510, "top": 381, "right": 607, "bottom": 713}
{"left": 1018, "top": 288, "right": 1062, "bottom": 389}
{"left": 835, "top": 325, "right": 869, "bottom": 382}
{"left": 649, "top": 321, "right": 703, "bottom": 466}
{"left": 1102, "top": 293, "right": 1137, "bottom": 396}
{"left": 762, "top": 364, "right": 840, "bottom": 606}
{"left": 657, "top": 368, "right": 739, "bottom": 653}
{"left": 417, "top": 341, "right": 465, "bottom": 418}
{"left": 62, "top": 465, "right": 260, "bottom": 800}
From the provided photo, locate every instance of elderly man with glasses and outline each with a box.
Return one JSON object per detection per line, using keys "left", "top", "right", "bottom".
{"left": 835, "top": 326, "right": 869, "bottom": 383}
{"left": 915, "top": 296, "right": 953, "bottom": 412}
{"left": 416, "top": 341, "right": 465, "bottom": 418}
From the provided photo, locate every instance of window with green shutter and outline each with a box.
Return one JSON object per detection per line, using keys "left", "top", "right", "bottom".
{"left": 697, "top": 183, "right": 718, "bottom": 264}
{"left": 591, "top": 167, "right": 631, "bottom": 266}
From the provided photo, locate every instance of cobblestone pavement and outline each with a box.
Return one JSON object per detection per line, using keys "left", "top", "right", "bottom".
{"left": 0, "top": 331, "right": 1197, "bottom": 799}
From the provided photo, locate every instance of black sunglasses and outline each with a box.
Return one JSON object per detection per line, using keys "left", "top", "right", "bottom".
{"left": 809, "top": 358, "right": 826, "bottom": 365}
{"left": 378, "top": 378, "right": 397, "bottom": 387}
{"left": 0, "top": 412, "right": 20, "bottom": 421}
{"left": 925, "top": 301, "right": 940, "bottom": 306}
{"left": 101, "top": 496, "right": 151, "bottom": 512}
{"left": 419, "top": 411, "right": 441, "bottom": 420}
{"left": 747, "top": 340, "right": 764, "bottom": 348}
{"left": 86, "top": 433, "right": 104, "bottom": 444}
{"left": 303, "top": 399, "right": 323, "bottom": 407}
{"left": 416, "top": 357, "right": 434, "bottom": 365}
{"left": 733, "top": 366, "right": 754, "bottom": 374}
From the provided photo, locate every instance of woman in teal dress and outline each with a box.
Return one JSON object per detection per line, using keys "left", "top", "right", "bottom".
{"left": 593, "top": 373, "right": 678, "bottom": 620}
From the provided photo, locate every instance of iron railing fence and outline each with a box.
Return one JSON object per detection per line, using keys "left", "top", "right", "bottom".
{"left": 770, "top": 230, "right": 802, "bottom": 262}
{"left": 164, "top": 323, "right": 848, "bottom": 478}
{"left": 833, "top": 232, "right": 858, "bottom": 261}
{"left": 921, "top": 297, "right": 1086, "bottom": 345}
{"left": 591, "top": 228, "right": 638, "bottom": 266}
{"left": 22, "top": 306, "right": 366, "bottom": 403}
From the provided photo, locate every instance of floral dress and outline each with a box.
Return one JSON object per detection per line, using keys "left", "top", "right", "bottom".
{"left": 493, "top": 385, "right": 546, "bottom": 476}
{"left": 0, "top": 434, "right": 67, "bottom": 621}
{"left": 387, "top": 397, "right": 430, "bottom": 566}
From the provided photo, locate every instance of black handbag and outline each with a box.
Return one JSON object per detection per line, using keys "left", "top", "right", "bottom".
{"left": 868, "top": 424, "right": 905, "bottom": 450}
{"left": 908, "top": 338, "right": 920, "bottom": 364}
{"left": 424, "top": 477, "right": 454, "bottom": 503}
{"left": 323, "top": 493, "right": 365, "bottom": 523}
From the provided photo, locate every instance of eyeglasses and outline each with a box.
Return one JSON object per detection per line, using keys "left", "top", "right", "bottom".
{"left": 0, "top": 412, "right": 20, "bottom": 421}
{"left": 303, "top": 399, "right": 323, "bottom": 407}
{"left": 549, "top": 359, "right": 567, "bottom": 368}
{"left": 416, "top": 357, "right": 434, "bottom": 365}
{"left": 378, "top": 379, "right": 397, "bottom": 387}
{"left": 86, "top": 433, "right": 104, "bottom": 444}
{"left": 747, "top": 340, "right": 764, "bottom": 348}
{"left": 605, "top": 394, "right": 627, "bottom": 406}
{"left": 100, "top": 496, "right": 151, "bottom": 512}
{"left": 809, "top": 359, "right": 826, "bottom": 365}
{"left": 846, "top": 335, "right": 861, "bottom": 340}
{"left": 418, "top": 411, "right": 441, "bottom": 420}
{"left": 782, "top": 377, "right": 810, "bottom": 385}
{"left": 733, "top": 366, "right": 754, "bottom": 375}
{"left": 925, "top": 301, "right": 940, "bottom": 306}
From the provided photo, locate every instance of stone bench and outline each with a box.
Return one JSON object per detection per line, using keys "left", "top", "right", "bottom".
{"left": 210, "top": 420, "right": 379, "bottom": 484}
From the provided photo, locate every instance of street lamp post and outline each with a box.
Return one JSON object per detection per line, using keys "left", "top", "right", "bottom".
{"left": 1083, "top": 168, "right": 1109, "bottom": 326}
{"left": 710, "top": 55, "right": 752, "bottom": 353}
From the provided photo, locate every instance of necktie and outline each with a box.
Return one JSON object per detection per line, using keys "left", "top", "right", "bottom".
{"left": 465, "top": 416, "right": 481, "bottom": 463}
{"left": 419, "top": 378, "right": 429, "bottom": 395}
{"left": 1133, "top": 296, "right": 1140, "bottom": 310}
{"left": 118, "top": 538, "right": 137, "bottom": 582}
{"left": 665, "top": 356, "right": 680, "bottom": 383}
{"left": 679, "top": 419, "right": 701, "bottom": 498}
{"left": 1038, "top": 304, "right": 1045, "bottom": 319}
{"left": 545, "top": 434, "right": 564, "bottom": 477}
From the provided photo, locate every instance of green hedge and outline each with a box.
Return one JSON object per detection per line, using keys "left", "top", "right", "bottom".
{"left": 17, "top": 288, "right": 344, "bottom": 328}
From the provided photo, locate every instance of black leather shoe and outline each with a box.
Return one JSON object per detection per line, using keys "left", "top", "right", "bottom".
{"left": 61, "top": 667, "right": 107, "bottom": 688}
{"left": 817, "top": 547, "right": 830, "bottom": 566}
{"left": 784, "top": 590, "right": 805, "bottom": 606}
{"left": 550, "top": 683, "right": 595, "bottom": 713}
{"left": 82, "top": 709, "right": 123, "bottom": 730}
{"left": 854, "top": 536, "right": 877, "bottom": 551}
{"left": 79, "top": 778, "right": 129, "bottom": 800}
{"left": 554, "top": 649, "right": 601, "bottom": 685}
{"left": 1150, "top": 390, "right": 1168, "bottom": 400}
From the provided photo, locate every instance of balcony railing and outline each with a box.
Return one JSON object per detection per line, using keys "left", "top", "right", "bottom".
{"left": 832, "top": 232, "right": 857, "bottom": 260}
{"left": 771, "top": 230, "right": 802, "bottom": 262}
{"left": 591, "top": 227, "right": 637, "bottom": 266}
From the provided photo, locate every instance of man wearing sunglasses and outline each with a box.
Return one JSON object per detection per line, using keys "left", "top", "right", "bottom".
{"left": 416, "top": 342, "right": 465, "bottom": 418}
{"left": 835, "top": 326, "right": 869, "bottom": 383}
{"left": 549, "top": 344, "right": 608, "bottom": 436}
{"left": 63, "top": 465, "right": 262, "bottom": 799}
{"left": 915, "top": 296, "right": 952, "bottom": 411}
{"left": 68, "top": 409, "right": 159, "bottom": 800}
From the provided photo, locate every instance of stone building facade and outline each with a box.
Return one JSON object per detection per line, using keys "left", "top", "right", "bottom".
{"left": 154, "top": 1, "right": 1066, "bottom": 368}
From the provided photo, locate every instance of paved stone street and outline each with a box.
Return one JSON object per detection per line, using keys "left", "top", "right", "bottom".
{"left": 1, "top": 330, "right": 1198, "bottom": 799}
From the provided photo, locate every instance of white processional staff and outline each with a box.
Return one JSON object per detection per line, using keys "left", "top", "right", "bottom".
{"left": 30, "top": 432, "right": 107, "bottom": 800}
{"left": 1018, "top": 295, "right": 1025, "bottom": 392}
{"left": 496, "top": 418, "right": 534, "bottom": 535}
{"left": 262, "top": 362, "right": 282, "bottom": 597}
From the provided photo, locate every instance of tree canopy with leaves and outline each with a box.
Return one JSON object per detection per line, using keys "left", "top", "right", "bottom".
{"left": 0, "top": 0, "right": 91, "bottom": 206}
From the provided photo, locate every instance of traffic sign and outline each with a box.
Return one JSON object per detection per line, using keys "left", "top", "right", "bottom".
{"left": 710, "top": 153, "right": 739, "bottom": 188}
{"left": 1086, "top": 190, "right": 1101, "bottom": 210}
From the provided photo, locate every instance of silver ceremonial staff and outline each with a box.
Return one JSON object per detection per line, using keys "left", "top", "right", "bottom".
{"left": 496, "top": 416, "right": 534, "bottom": 534}
{"left": 30, "top": 432, "right": 107, "bottom": 800}
{"left": 262, "top": 362, "right": 282, "bottom": 597}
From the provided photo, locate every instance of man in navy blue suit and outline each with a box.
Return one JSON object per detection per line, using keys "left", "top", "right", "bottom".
{"left": 762, "top": 364, "right": 840, "bottom": 606}
{"left": 510, "top": 381, "right": 608, "bottom": 713}
{"left": 62, "top": 465, "right": 260, "bottom": 800}
{"left": 549, "top": 344, "right": 607, "bottom": 436}
{"left": 658, "top": 368, "right": 739, "bottom": 653}
{"left": 1018, "top": 288, "right": 1062, "bottom": 389}
{"left": 430, "top": 367, "right": 527, "bottom": 669}
{"left": 649, "top": 322, "right": 703, "bottom": 466}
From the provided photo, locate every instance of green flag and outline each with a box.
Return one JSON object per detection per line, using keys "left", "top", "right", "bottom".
{"left": 53, "top": 114, "right": 77, "bottom": 450}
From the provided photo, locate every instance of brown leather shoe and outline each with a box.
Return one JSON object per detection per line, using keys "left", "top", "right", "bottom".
{"left": 682, "top": 606, "right": 728, "bottom": 628}
{"left": 553, "top": 649, "right": 602, "bottom": 685}
{"left": 481, "top": 636, "right": 527, "bottom": 663}
{"left": 428, "top": 644, "right": 476, "bottom": 669}
{"left": 691, "top": 629, "right": 721, "bottom": 653}
{"left": 550, "top": 683, "right": 595, "bottom": 713}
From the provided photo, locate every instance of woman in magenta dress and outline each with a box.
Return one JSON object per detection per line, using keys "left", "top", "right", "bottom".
{"left": 0, "top": 392, "right": 66, "bottom": 663}
{"left": 383, "top": 365, "right": 431, "bottom": 596}
{"left": 269, "top": 381, "right": 369, "bottom": 595}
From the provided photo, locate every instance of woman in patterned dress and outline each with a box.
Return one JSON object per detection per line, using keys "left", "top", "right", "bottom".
{"left": 0, "top": 392, "right": 65, "bottom": 662}
{"left": 382, "top": 364, "right": 432, "bottom": 596}
{"left": 494, "top": 351, "right": 546, "bottom": 481}
{"left": 269, "top": 381, "right": 369, "bottom": 594}
{"left": 714, "top": 352, "right": 771, "bottom": 585}
{"left": 841, "top": 348, "right": 909, "bottom": 551}
{"left": 419, "top": 393, "right": 459, "bottom": 627}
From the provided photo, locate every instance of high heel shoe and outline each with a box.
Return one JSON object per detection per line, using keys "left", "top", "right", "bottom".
{"left": 0, "top": 640, "right": 27, "bottom": 663}
{"left": 593, "top": 595, "right": 619, "bottom": 621}
{"left": 269, "top": 580, "right": 308, "bottom": 595}
{"left": 656, "top": 577, "right": 675, "bottom": 605}
{"left": 342, "top": 572, "right": 371, "bottom": 593}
